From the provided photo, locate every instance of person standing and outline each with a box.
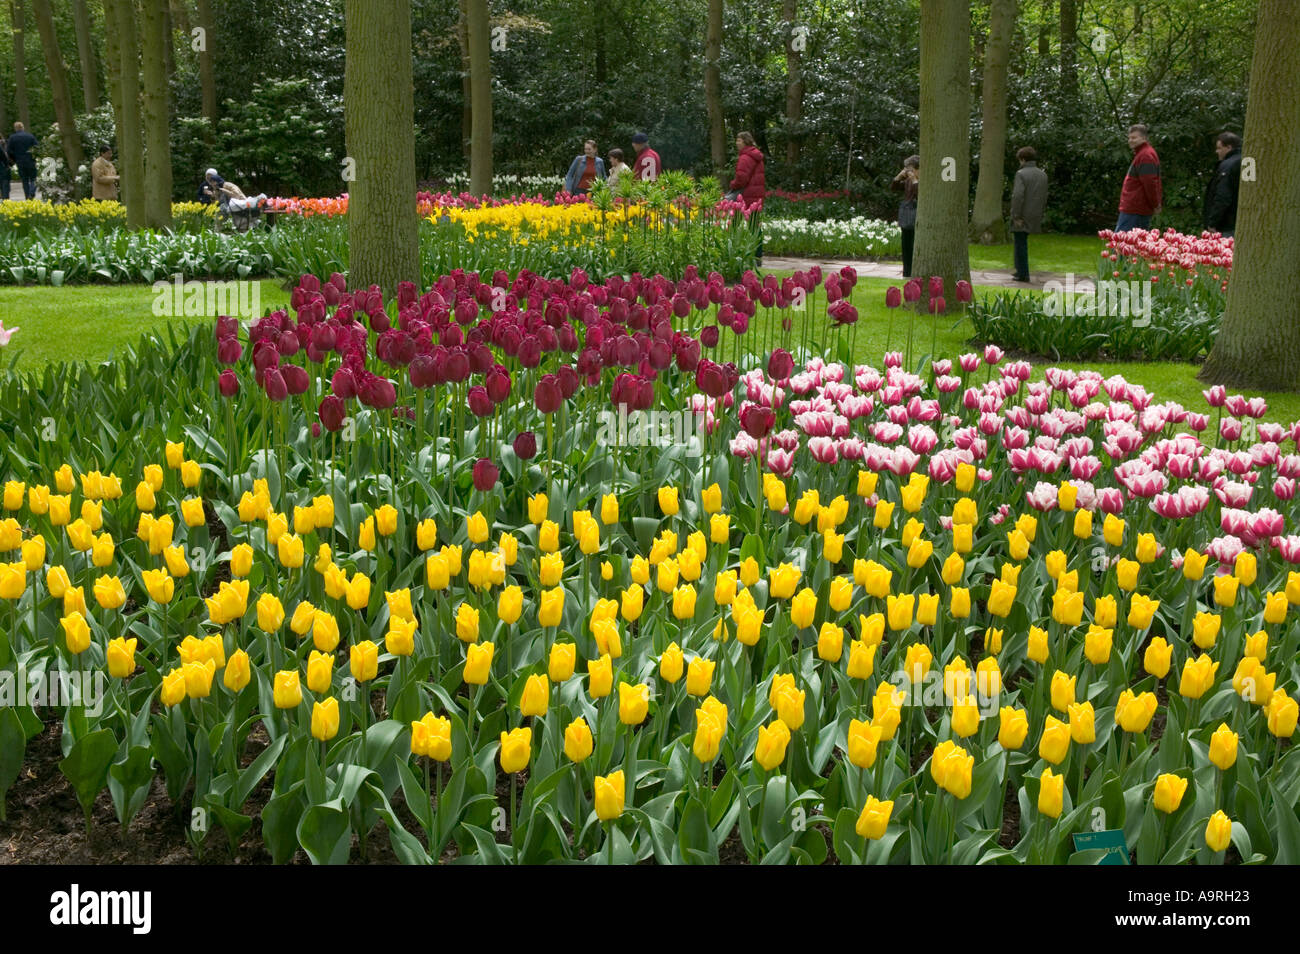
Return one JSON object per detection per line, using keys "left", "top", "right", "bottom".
{"left": 7, "top": 122, "right": 40, "bottom": 200}
{"left": 630, "top": 133, "right": 661, "bottom": 182}
{"left": 1116, "top": 123, "right": 1161, "bottom": 232}
{"left": 563, "top": 139, "right": 606, "bottom": 196}
{"left": 890, "top": 155, "right": 919, "bottom": 278}
{"left": 91, "top": 145, "right": 120, "bottom": 201}
{"left": 728, "top": 131, "right": 766, "bottom": 265}
{"left": 1203, "top": 131, "right": 1242, "bottom": 238}
{"left": 606, "top": 148, "right": 630, "bottom": 190}
{"left": 1009, "top": 146, "right": 1048, "bottom": 283}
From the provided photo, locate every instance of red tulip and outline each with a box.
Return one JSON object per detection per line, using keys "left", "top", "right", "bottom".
{"left": 534, "top": 375, "right": 562, "bottom": 414}
{"left": 318, "top": 395, "right": 346, "bottom": 431}
{"left": 218, "top": 369, "right": 239, "bottom": 398}
{"left": 467, "top": 385, "right": 494, "bottom": 417}
{"left": 263, "top": 367, "right": 289, "bottom": 401}
{"left": 513, "top": 431, "right": 537, "bottom": 459}
{"left": 885, "top": 286, "right": 902, "bottom": 308}
{"left": 767, "top": 348, "right": 794, "bottom": 381}
{"left": 955, "top": 280, "right": 973, "bottom": 303}
{"left": 472, "top": 458, "right": 499, "bottom": 492}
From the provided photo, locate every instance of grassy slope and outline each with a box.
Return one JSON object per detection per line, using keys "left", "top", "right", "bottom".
{"left": 0, "top": 281, "right": 291, "bottom": 371}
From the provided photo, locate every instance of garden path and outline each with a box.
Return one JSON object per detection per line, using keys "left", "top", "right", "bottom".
{"left": 762, "top": 255, "right": 1068, "bottom": 288}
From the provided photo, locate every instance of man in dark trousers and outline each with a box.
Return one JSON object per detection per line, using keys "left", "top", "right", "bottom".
{"left": 6, "top": 122, "right": 40, "bottom": 200}
{"left": 1115, "top": 123, "right": 1161, "bottom": 232}
{"left": 1203, "top": 131, "right": 1242, "bottom": 238}
{"left": 1009, "top": 146, "right": 1049, "bottom": 283}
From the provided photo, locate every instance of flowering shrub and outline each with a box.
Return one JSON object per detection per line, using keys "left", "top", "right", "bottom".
{"left": 763, "top": 217, "right": 901, "bottom": 259}
{"left": 1, "top": 263, "right": 1297, "bottom": 865}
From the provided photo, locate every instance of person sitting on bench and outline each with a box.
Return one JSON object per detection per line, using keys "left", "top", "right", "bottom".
{"left": 200, "top": 168, "right": 267, "bottom": 213}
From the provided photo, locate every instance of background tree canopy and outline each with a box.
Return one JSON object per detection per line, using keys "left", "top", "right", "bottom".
{"left": 0, "top": 0, "right": 1255, "bottom": 232}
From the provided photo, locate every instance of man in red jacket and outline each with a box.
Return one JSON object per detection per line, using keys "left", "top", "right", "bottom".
{"left": 728, "top": 131, "right": 766, "bottom": 265}
{"left": 631, "top": 133, "right": 661, "bottom": 182}
{"left": 1116, "top": 124, "right": 1162, "bottom": 232}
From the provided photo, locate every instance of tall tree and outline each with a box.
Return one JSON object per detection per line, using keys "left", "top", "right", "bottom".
{"left": 71, "top": 0, "right": 100, "bottom": 111}
{"left": 970, "top": 0, "right": 1017, "bottom": 243}
{"left": 101, "top": 0, "right": 128, "bottom": 203}
{"left": 104, "top": 0, "right": 145, "bottom": 226}
{"left": 1058, "top": 0, "right": 1077, "bottom": 98}
{"left": 458, "top": 0, "right": 471, "bottom": 161}
{"left": 32, "top": 0, "right": 86, "bottom": 194}
{"left": 1198, "top": 0, "right": 1300, "bottom": 391}
{"left": 704, "top": 0, "right": 726, "bottom": 172}
{"left": 139, "top": 0, "right": 172, "bottom": 227}
{"left": 912, "top": 0, "right": 972, "bottom": 300}
{"left": 466, "top": 0, "right": 492, "bottom": 195}
{"left": 783, "top": 0, "right": 803, "bottom": 171}
{"left": 12, "top": 0, "right": 31, "bottom": 128}
{"left": 344, "top": 0, "right": 418, "bottom": 293}
{"left": 196, "top": 0, "right": 217, "bottom": 136}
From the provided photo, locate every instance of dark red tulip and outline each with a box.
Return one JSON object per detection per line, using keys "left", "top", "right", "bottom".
{"left": 700, "top": 325, "right": 720, "bottom": 348}
{"left": 486, "top": 368, "right": 512, "bottom": 403}
{"left": 218, "top": 369, "right": 239, "bottom": 397}
{"left": 318, "top": 395, "right": 346, "bottom": 431}
{"left": 885, "top": 286, "right": 902, "bottom": 308}
{"left": 534, "top": 375, "right": 562, "bottom": 414}
{"left": 904, "top": 279, "right": 922, "bottom": 302}
{"left": 472, "top": 458, "right": 499, "bottom": 492}
{"left": 263, "top": 367, "right": 289, "bottom": 401}
{"left": 929, "top": 296, "right": 946, "bottom": 314}
{"left": 767, "top": 348, "right": 794, "bottom": 381}
{"left": 467, "top": 385, "right": 495, "bottom": 417}
{"left": 955, "top": 280, "right": 973, "bottom": 303}
{"left": 513, "top": 431, "right": 537, "bottom": 459}
{"left": 217, "top": 336, "right": 243, "bottom": 364}
{"left": 281, "top": 364, "right": 310, "bottom": 396}
{"left": 695, "top": 360, "right": 729, "bottom": 399}
{"left": 741, "top": 404, "right": 775, "bottom": 439}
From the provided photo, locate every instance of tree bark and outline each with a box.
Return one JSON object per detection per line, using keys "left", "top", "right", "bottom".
{"left": 139, "top": 0, "right": 172, "bottom": 227}
{"left": 913, "top": 0, "right": 972, "bottom": 300}
{"left": 71, "top": 0, "right": 101, "bottom": 111}
{"left": 345, "top": 0, "right": 419, "bottom": 293}
{"left": 32, "top": 0, "right": 86, "bottom": 195}
{"left": 704, "top": 0, "right": 726, "bottom": 172}
{"left": 196, "top": 0, "right": 217, "bottom": 137}
{"left": 12, "top": 0, "right": 31, "bottom": 128}
{"left": 162, "top": 0, "right": 175, "bottom": 79}
{"left": 458, "top": 0, "right": 471, "bottom": 161}
{"left": 1198, "top": 0, "right": 1300, "bottom": 391}
{"left": 466, "top": 0, "right": 492, "bottom": 195}
{"left": 783, "top": 0, "right": 803, "bottom": 171}
{"left": 104, "top": 0, "right": 145, "bottom": 227}
{"left": 1058, "top": 0, "right": 1077, "bottom": 98}
{"left": 1037, "top": 0, "right": 1051, "bottom": 57}
{"left": 101, "top": 0, "right": 128, "bottom": 202}
{"left": 970, "top": 0, "right": 1017, "bottom": 243}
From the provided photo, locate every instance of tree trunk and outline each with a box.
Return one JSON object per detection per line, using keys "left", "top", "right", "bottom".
{"left": 12, "top": 0, "right": 31, "bottom": 128}
{"left": 913, "top": 0, "right": 972, "bottom": 301}
{"left": 102, "top": 0, "right": 128, "bottom": 203}
{"left": 1198, "top": 0, "right": 1300, "bottom": 391}
{"left": 170, "top": 0, "right": 191, "bottom": 36}
{"left": 458, "top": 0, "right": 471, "bottom": 161}
{"left": 139, "top": 0, "right": 172, "bottom": 227}
{"left": 466, "top": 0, "right": 492, "bottom": 195}
{"left": 1058, "top": 0, "right": 1077, "bottom": 98}
{"left": 196, "top": 0, "right": 217, "bottom": 137}
{"left": 32, "top": 0, "right": 86, "bottom": 195}
{"left": 105, "top": 0, "right": 145, "bottom": 227}
{"left": 1037, "top": 0, "right": 1051, "bottom": 57}
{"left": 970, "top": 0, "right": 1017, "bottom": 243}
{"left": 162, "top": 1, "right": 175, "bottom": 79}
{"left": 704, "top": 0, "right": 726, "bottom": 173}
{"left": 345, "top": 0, "right": 418, "bottom": 293}
{"left": 593, "top": 0, "right": 606, "bottom": 84}
{"left": 783, "top": 0, "right": 803, "bottom": 171}
{"left": 71, "top": 0, "right": 100, "bottom": 111}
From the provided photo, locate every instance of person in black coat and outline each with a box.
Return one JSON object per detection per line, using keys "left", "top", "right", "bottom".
{"left": 6, "top": 123, "right": 39, "bottom": 200}
{"left": 1203, "top": 131, "right": 1242, "bottom": 238}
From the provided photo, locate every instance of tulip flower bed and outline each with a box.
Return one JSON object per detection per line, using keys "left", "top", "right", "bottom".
{"left": 0, "top": 200, "right": 217, "bottom": 237}
{"left": 762, "top": 217, "right": 902, "bottom": 259}
{"left": 1, "top": 262, "right": 1298, "bottom": 866}
{"left": 968, "top": 229, "right": 1232, "bottom": 363}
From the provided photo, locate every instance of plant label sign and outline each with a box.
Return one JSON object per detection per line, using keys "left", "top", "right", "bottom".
{"left": 1072, "top": 829, "right": 1130, "bottom": 865}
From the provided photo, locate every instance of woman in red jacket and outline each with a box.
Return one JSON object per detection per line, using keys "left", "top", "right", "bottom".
{"left": 729, "top": 131, "right": 766, "bottom": 265}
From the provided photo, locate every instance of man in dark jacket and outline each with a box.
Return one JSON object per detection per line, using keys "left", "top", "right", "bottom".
{"left": 6, "top": 122, "right": 39, "bottom": 200}
{"left": 1203, "top": 131, "right": 1242, "bottom": 237}
{"left": 1010, "top": 146, "right": 1049, "bottom": 283}
{"left": 1116, "top": 123, "right": 1161, "bottom": 232}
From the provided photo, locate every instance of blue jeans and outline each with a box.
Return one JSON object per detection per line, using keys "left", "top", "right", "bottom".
{"left": 1115, "top": 212, "right": 1152, "bottom": 232}
{"left": 1012, "top": 231, "right": 1029, "bottom": 279}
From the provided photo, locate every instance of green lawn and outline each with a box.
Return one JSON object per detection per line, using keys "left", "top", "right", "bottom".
{"left": 964, "top": 233, "right": 1103, "bottom": 275}
{"left": 0, "top": 280, "right": 291, "bottom": 371}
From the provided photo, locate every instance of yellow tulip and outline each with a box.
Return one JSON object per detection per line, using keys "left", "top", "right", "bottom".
{"left": 594, "top": 769, "right": 626, "bottom": 821}
{"left": 1152, "top": 773, "right": 1188, "bottom": 814}
{"left": 618, "top": 681, "right": 649, "bottom": 725}
{"left": 521, "top": 674, "right": 550, "bottom": 718}
{"left": 1038, "top": 767, "right": 1064, "bottom": 818}
{"left": 312, "top": 698, "right": 341, "bottom": 741}
{"left": 499, "top": 727, "right": 532, "bottom": 774}
{"left": 350, "top": 640, "right": 379, "bottom": 683}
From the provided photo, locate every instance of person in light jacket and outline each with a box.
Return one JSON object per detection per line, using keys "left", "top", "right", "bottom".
{"left": 1010, "top": 146, "right": 1049, "bottom": 283}
{"left": 91, "top": 145, "right": 120, "bottom": 201}
{"left": 564, "top": 140, "right": 606, "bottom": 196}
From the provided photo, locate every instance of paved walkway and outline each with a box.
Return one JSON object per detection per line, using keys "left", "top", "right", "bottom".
{"left": 762, "top": 255, "right": 1068, "bottom": 289}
